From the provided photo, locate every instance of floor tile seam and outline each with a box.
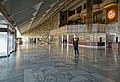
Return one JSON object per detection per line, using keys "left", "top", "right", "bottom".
{"left": 0, "top": 74, "right": 24, "bottom": 81}
{"left": 51, "top": 56, "right": 75, "bottom": 65}
{"left": 79, "top": 63, "right": 118, "bottom": 82}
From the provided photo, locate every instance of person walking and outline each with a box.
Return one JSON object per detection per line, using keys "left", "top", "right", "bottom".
{"left": 73, "top": 37, "right": 79, "bottom": 58}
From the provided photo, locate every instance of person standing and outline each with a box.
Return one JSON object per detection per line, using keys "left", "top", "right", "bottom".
{"left": 73, "top": 37, "right": 79, "bottom": 58}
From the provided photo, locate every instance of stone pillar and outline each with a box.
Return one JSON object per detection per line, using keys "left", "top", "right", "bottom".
{"left": 86, "top": 0, "right": 93, "bottom": 33}
{"left": 36, "top": 38, "right": 38, "bottom": 43}
{"left": 74, "top": 34, "right": 76, "bottom": 38}
{"left": 48, "top": 35, "right": 51, "bottom": 42}
{"left": 14, "top": 28, "right": 17, "bottom": 51}
{"left": 66, "top": 43, "right": 69, "bottom": 55}
{"left": 67, "top": 34, "right": 69, "bottom": 44}
{"left": 7, "top": 25, "right": 9, "bottom": 56}
{"left": 75, "top": 9, "right": 77, "bottom": 14}
{"left": 61, "top": 35, "right": 63, "bottom": 43}
{"left": 118, "top": 0, "right": 120, "bottom": 33}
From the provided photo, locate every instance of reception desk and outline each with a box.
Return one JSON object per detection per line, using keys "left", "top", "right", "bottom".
{"left": 108, "top": 42, "right": 120, "bottom": 50}
{"left": 69, "top": 41, "right": 105, "bottom": 48}
{"left": 112, "top": 43, "right": 120, "bottom": 50}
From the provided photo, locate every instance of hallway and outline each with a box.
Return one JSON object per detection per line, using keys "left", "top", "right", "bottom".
{"left": 0, "top": 43, "right": 120, "bottom": 82}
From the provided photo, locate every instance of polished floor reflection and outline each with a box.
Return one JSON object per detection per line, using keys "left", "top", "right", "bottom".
{"left": 0, "top": 43, "right": 120, "bottom": 82}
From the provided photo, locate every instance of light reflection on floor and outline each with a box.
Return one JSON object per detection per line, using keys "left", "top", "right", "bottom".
{"left": 0, "top": 43, "right": 120, "bottom": 82}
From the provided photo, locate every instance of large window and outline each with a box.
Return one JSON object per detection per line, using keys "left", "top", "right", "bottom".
{"left": 68, "top": 10, "right": 75, "bottom": 17}
{"left": 0, "top": 32, "right": 7, "bottom": 56}
{"left": 93, "top": 11, "right": 102, "bottom": 23}
{"left": 60, "top": 11, "right": 68, "bottom": 26}
{"left": 0, "top": 25, "right": 7, "bottom": 28}
{"left": 77, "top": 6, "right": 82, "bottom": 13}
{"left": 0, "top": 24, "right": 15, "bottom": 57}
{"left": 93, "top": 0, "right": 102, "bottom": 4}
{"left": 83, "top": 3, "right": 86, "bottom": 9}
{"left": 8, "top": 33, "right": 14, "bottom": 55}
{"left": 0, "top": 13, "right": 15, "bottom": 57}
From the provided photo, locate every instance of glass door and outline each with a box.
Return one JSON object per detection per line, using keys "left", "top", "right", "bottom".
{"left": 0, "top": 32, "right": 7, "bottom": 57}
{"left": 8, "top": 33, "right": 14, "bottom": 55}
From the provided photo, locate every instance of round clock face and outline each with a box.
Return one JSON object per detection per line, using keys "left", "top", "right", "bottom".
{"left": 108, "top": 10, "right": 115, "bottom": 19}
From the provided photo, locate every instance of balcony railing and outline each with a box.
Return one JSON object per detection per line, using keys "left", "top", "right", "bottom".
{"left": 50, "top": 24, "right": 108, "bottom": 35}
{"left": 103, "top": 0, "right": 117, "bottom": 7}
{"left": 93, "top": 4, "right": 100, "bottom": 10}
{"left": 100, "top": 2, "right": 104, "bottom": 8}
{"left": 81, "top": 9, "right": 86, "bottom": 15}
{"left": 68, "top": 13, "right": 80, "bottom": 20}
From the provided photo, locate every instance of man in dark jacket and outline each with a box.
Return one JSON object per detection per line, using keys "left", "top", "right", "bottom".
{"left": 73, "top": 37, "right": 79, "bottom": 58}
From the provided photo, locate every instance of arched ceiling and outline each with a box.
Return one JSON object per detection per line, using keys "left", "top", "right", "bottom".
{"left": 0, "top": 0, "right": 71, "bottom": 34}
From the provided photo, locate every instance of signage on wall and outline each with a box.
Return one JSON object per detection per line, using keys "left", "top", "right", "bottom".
{"left": 108, "top": 10, "right": 115, "bottom": 19}
{"left": 106, "top": 5, "right": 117, "bottom": 23}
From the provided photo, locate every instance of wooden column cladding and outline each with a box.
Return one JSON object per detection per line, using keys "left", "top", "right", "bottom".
{"left": 86, "top": 0, "right": 93, "bottom": 33}
{"left": 118, "top": 0, "right": 120, "bottom": 32}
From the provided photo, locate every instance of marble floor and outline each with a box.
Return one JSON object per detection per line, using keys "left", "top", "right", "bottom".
{"left": 0, "top": 43, "right": 120, "bottom": 82}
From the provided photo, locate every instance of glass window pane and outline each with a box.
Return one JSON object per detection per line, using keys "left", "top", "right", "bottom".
{"left": 8, "top": 33, "right": 14, "bottom": 54}
{"left": 0, "top": 32, "right": 7, "bottom": 56}
{"left": 0, "top": 25, "right": 7, "bottom": 28}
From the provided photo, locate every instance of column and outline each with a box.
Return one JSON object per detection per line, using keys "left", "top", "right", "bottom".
{"left": 48, "top": 35, "right": 51, "bottom": 42}
{"left": 75, "top": 9, "right": 77, "bottom": 14}
{"left": 67, "top": 34, "right": 69, "bottom": 44}
{"left": 74, "top": 34, "right": 76, "bottom": 38}
{"left": 66, "top": 43, "right": 69, "bottom": 55}
{"left": 86, "top": 0, "right": 93, "bottom": 33}
{"left": 118, "top": 0, "right": 120, "bottom": 33}
{"left": 61, "top": 35, "right": 63, "bottom": 43}
{"left": 14, "top": 28, "right": 17, "bottom": 51}
{"left": 36, "top": 38, "right": 38, "bottom": 44}
{"left": 118, "top": 0, "right": 120, "bottom": 49}
{"left": 7, "top": 25, "right": 9, "bottom": 56}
